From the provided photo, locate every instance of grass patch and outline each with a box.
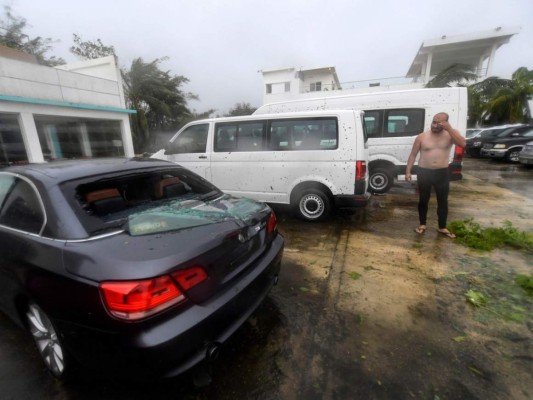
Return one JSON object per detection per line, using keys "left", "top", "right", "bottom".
{"left": 449, "top": 218, "right": 533, "bottom": 252}
{"left": 515, "top": 274, "right": 533, "bottom": 296}
{"left": 348, "top": 271, "right": 362, "bottom": 280}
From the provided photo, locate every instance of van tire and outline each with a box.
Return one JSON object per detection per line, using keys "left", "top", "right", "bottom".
{"left": 294, "top": 189, "right": 330, "bottom": 222}
{"left": 369, "top": 167, "right": 394, "bottom": 194}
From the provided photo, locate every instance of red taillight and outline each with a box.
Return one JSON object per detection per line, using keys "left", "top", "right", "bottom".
{"left": 454, "top": 146, "right": 464, "bottom": 162}
{"left": 267, "top": 211, "right": 277, "bottom": 233}
{"left": 172, "top": 266, "right": 208, "bottom": 291}
{"left": 100, "top": 266, "right": 208, "bottom": 321}
{"left": 356, "top": 160, "right": 367, "bottom": 181}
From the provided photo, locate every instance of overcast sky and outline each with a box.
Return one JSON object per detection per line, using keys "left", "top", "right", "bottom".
{"left": 4, "top": 0, "right": 533, "bottom": 114}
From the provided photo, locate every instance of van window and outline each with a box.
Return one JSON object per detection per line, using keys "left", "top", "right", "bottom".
{"left": 215, "top": 122, "right": 265, "bottom": 152}
{"left": 384, "top": 109, "right": 424, "bottom": 137}
{"left": 363, "top": 111, "right": 382, "bottom": 138}
{"left": 364, "top": 109, "right": 424, "bottom": 138}
{"left": 269, "top": 118, "right": 338, "bottom": 150}
{"left": 167, "top": 124, "right": 209, "bottom": 154}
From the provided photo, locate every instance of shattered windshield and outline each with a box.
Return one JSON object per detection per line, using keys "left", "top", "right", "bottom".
{"left": 127, "top": 195, "right": 267, "bottom": 236}
{"left": 62, "top": 166, "right": 268, "bottom": 237}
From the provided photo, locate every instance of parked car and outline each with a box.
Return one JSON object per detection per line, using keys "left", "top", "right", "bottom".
{"left": 481, "top": 129, "right": 533, "bottom": 162}
{"left": 0, "top": 157, "right": 284, "bottom": 381}
{"left": 465, "top": 124, "right": 528, "bottom": 157}
{"left": 518, "top": 140, "right": 533, "bottom": 166}
{"left": 466, "top": 128, "right": 481, "bottom": 138}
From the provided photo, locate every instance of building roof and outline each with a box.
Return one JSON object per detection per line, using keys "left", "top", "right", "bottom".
{"left": 406, "top": 26, "right": 521, "bottom": 78}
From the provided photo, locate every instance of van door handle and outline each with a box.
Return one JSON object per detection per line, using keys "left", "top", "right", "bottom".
{"left": 198, "top": 155, "right": 207, "bottom": 159}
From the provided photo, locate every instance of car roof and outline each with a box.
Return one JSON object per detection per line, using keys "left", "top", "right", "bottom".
{"left": 4, "top": 157, "right": 177, "bottom": 186}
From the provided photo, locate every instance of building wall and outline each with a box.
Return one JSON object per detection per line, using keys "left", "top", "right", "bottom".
{"left": 0, "top": 51, "right": 135, "bottom": 164}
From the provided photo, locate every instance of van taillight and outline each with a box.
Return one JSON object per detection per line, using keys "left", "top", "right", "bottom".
{"left": 453, "top": 146, "right": 464, "bottom": 163}
{"left": 356, "top": 161, "right": 367, "bottom": 181}
{"left": 267, "top": 211, "right": 277, "bottom": 233}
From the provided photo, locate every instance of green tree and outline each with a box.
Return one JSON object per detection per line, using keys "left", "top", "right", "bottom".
{"left": 122, "top": 57, "right": 197, "bottom": 152}
{"left": 0, "top": 5, "right": 64, "bottom": 66}
{"left": 70, "top": 33, "right": 116, "bottom": 60}
{"left": 226, "top": 102, "right": 257, "bottom": 116}
{"left": 425, "top": 63, "right": 478, "bottom": 88}
{"left": 473, "top": 67, "right": 533, "bottom": 125}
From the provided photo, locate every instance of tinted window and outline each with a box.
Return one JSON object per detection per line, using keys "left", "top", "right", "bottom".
{"left": 0, "top": 175, "right": 45, "bottom": 234}
{"left": 215, "top": 122, "right": 265, "bottom": 152}
{"left": 0, "top": 113, "right": 28, "bottom": 165}
{"left": 269, "top": 118, "right": 338, "bottom": 151}
{"left": 364, "top": 109, "right": 425, "bottom": 138}
{"left": 167, "top": 124, "right": 209, "bottom": 154}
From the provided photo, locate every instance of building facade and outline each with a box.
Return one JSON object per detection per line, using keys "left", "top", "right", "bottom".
{"left": 0, "top": 47, "right": 135, "bottom": 166}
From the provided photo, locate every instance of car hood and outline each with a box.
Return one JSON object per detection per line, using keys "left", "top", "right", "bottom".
{"left": 489, "top": 137, "right": 532, "bottom": 145}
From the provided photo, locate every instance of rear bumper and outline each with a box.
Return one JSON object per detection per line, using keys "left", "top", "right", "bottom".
{"left": 334, "top": 191, "right": 371, "bottom": 208}
{"left": 481, "top": 148, "right": 506, "bottom": 159}
{"left": 448, "top": 162, "right": 463, "bottom": 181}
{"left": 57, "top": 235, "right": 284, "bottom": 380}
{"left": 519, "top": 154, "right": 533, "bottom": 164}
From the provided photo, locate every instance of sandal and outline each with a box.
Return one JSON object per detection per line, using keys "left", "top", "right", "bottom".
{"left": 414, "top": 226, "right": 426, "bottom": 234}
{"left": 437, "top": 229, "right": 456, "bottom": 238}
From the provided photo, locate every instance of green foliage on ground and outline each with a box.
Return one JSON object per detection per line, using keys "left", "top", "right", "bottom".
{"left": 449, "top": 218, "right": 533, "bottom": 252}
{"left": 515, "top": 275, "right": 533, "bottom": 296}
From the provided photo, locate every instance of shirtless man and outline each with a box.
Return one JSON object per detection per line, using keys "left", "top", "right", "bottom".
{"left": 405, "top": 112, "right": 466, "bottom": 237}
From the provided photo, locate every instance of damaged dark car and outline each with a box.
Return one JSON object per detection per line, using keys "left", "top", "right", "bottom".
{"left": 0, "top": 158, "right": 283, "bottom": 381}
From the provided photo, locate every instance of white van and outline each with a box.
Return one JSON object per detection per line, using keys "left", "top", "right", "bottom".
{"left": 254, "top": 87, "right": 468, "bottom": 193}
{"left": 152, "top": 110, "right": 370, "bottom": 221}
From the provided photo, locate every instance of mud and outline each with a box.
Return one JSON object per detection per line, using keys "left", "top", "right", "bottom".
{"left": 0, "top": 158, "right": 532, "bottom": 399}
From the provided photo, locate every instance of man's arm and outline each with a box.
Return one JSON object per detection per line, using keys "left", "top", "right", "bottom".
{"left": 440, "top": 120, "right": 466, "bottom": 148}
{"left": 405, "top": 135, "right": 422, "bottom": 182}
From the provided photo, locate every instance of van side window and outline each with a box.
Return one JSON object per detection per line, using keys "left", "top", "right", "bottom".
{"left": 215, "top": 122, "right": 265, "bottom": 152}
{"left": 364, "top": 109, "right": 425, "bottom": 138}
{"left": 269, "top": 118, "right": 338, "bottom": 150}
{"left": 384, "top": 109, "right": 424, "bottom": 137}
{"left": 363, "top": 111, "right": 382, "bottom": 138}
{"left": 166, "top": 124, "right": 208, "bottom": 154}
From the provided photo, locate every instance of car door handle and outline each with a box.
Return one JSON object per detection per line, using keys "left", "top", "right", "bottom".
{"left": 198, "top": 155, "right": 207, "bottom": 159}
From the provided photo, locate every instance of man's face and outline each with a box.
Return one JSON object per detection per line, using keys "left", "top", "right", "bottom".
{"left": 431, "top": 115, "right": 445, "bottom": 133}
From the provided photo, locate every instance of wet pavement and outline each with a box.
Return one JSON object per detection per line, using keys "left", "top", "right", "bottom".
{"left": 0, "top": 157, "right": 532, "bottom": 399}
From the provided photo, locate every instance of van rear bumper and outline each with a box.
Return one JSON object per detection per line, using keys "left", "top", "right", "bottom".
{"left": 334, "top": 192, "right": 371, "bottom": 208}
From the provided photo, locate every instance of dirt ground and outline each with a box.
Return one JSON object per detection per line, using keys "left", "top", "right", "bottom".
{"left": 0, "top": 159, "right": 531, "bottom": 400}
{"left": 266, "top": 163, "right": 533, "bottom": 400}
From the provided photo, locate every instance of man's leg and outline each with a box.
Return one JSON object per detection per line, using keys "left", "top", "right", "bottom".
{"left": 434, "top": 169, "right": 450, "bottom": 230}
{"left": 417, "top": 169, "right": 432, "bottom": 226}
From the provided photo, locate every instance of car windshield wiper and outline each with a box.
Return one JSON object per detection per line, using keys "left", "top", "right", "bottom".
{"left": 199, "top": 190, "right": 222, "bottom": 201}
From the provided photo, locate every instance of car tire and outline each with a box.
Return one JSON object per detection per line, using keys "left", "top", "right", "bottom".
{"left": 506, "top": 149, "right": 522, "bottom": 163}
{"left": 26, "top": 302, "right": 71, "bottom": 380}
{"left": 294, "top": 189, "right": 330, "bottom": 222}
{"left": 369, "top": 167, "right": 394, "bottom": 194}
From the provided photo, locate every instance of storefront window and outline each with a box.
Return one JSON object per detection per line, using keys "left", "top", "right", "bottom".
{"left": 35, "top": 116, "right": 124, "bottom": 160}
{"left": 0, "top": 113, "right": 28, "bottom": 165}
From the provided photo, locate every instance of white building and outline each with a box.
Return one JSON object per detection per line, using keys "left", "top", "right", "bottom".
{"left": 261, "top": 27, "right": 521, "bottom": 105}
{"left": 0, "top": 46, "right": 135, "bottom": 165}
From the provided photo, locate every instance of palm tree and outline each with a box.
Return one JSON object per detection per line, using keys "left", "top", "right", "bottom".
{"left": 122, "top": 58, "right": 196, "bottom": 152}
{"left": 425, "top": 63, "right": 478, "bottom": 88}
{"left": 474, "top": 67, "right": 533, "bottom": 125}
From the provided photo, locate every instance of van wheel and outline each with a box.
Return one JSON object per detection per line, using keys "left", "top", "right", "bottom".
{"left": 294, "top": 189, "right": 330, "bottom": 221}
{"left": 506, "top": 149, "right": 521, "bottom": 163}
{"left": 369, "top": 168, "right": 394, "bottom": 194}
{"left": 26, "top": 302, "right": 72, "bottom": 380}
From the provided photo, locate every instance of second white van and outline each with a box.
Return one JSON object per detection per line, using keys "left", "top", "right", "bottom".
{"left": 152, "top": 110, "right": 370, "bottom": 221}
{"left": 254, "top": 87, "right": 468, "bottom": 193}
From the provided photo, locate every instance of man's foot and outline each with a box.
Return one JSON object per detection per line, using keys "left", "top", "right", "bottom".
{"left": 437, "top": 229, "right": 456, "bottom": 238}
{"left": 414, "top": 225, "right": 426, "bottom": 234}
